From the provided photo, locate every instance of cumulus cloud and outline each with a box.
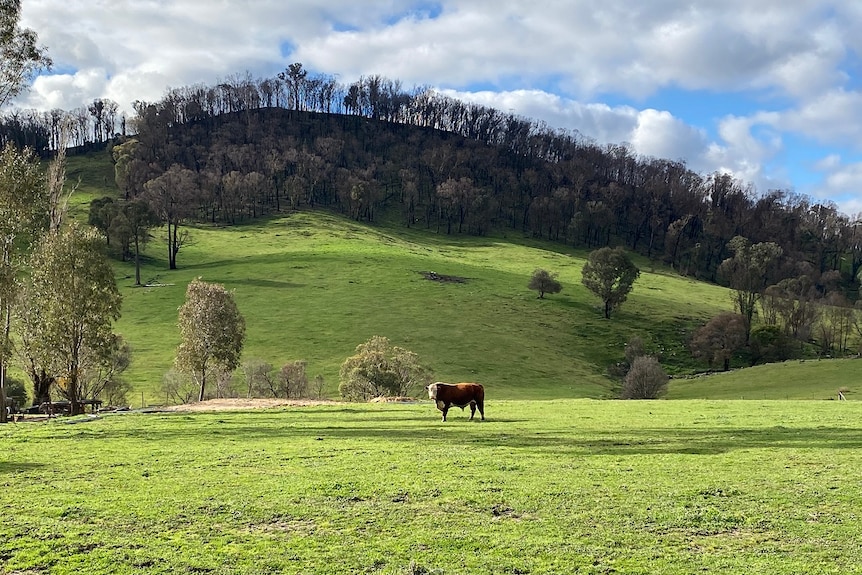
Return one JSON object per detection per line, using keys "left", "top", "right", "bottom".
{"left": 807, "top": 160, "right": 862, "bottom": 215}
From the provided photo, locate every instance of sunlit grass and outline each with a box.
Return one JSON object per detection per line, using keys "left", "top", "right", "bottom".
{"left": 110, "top": 210, "right": 734, "bottom": 402}
{"left": 2, "top": 400, "right": 861, "bottom": 574}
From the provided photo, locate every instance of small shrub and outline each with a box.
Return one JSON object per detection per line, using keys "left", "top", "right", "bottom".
{"left": 528, "top": 268, "right": 562, "bottom": 299}
{"left": 624, "top": 336, "right": 646, "bottom": 365}
{"left": 278, "top": 361, "right": 308, "bottom": 398}
{"left": 339, "top": 336, "right": 432, "bottom": 401}
{"left": 161, "top": 369, "right": 197, "bottom": 404}
{"left": 101, "top": 378, "right": 132, "bottom": 407}
{"left": 311, "top": 374, "right": 325, "bottom": 400}
{"left": 3, "top": 376, "right": 27, "bottom": 411}
{"left": 621, "top": 356, "right": 668, "bottom": 399}
{"left": 241, "top": 359, "right": 276, "bottom": 398}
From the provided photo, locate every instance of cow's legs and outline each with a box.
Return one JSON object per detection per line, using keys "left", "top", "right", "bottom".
{"left": 469, "top": 400, "right": 477, "bottom": 420}
{"left": 477, "top": 400, "right": 485, "bottom": 420}
{"left": 441, "top": 404, "right": 449, "bottom": 422}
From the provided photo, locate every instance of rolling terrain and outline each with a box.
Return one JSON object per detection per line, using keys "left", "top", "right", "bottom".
{"left": 58, "top": 150, "right": 860, "bottom": 403}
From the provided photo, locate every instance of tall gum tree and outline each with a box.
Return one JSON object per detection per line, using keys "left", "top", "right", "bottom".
{"left": 0, "top": 144, "right": 46, "bottom": 420}
{"left": 175, "top": 279, "right": 246, "bottom": 402}
{"left": 142, "top": 164, "right": 198, "bottom": 270}
{"left": 718, "top": 236, "right": 783, "bottom": 340}
{"left": 19, "top": 222, "right": 122, "bottom": 415}
{"left": 0, "top": 0, "right": 51, "bottom": 422}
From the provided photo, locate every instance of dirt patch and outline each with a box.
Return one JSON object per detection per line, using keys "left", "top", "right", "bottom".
{"left": 420, "top": 271, "right": 467, "bottom": 283}
{"left": 161, "top": 398, "right": 339, "bottom": 412}
{"left": 369, "top": 396, "right": 418, "bottom": 403}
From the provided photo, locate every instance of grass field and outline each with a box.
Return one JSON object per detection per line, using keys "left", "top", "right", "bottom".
{"left": 668, "top": 358, "right": 862, "bottom": 400}
{"left": 2, "top": 400, "right": 861, "bottom": 574}
{"left": 108, "top": 209, "right": 734, "bottom": 403}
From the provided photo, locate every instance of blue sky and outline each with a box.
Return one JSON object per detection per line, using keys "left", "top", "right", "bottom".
{"left": 16, "top": 0, "right": 862, "bottom": 216}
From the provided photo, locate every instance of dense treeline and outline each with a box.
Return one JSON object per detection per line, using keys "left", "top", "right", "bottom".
{"left": 113, "top": 64, "right": 862, "bottom": 297}
{"left": 70, "top": 64, "right": 849, "bottom": 310}
{"left": 0, "top": 98, "right": 125, "bottom": 154}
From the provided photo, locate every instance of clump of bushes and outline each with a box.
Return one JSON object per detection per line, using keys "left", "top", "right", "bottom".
{"left": 339, "top": 335, "right": 432, "bottom": 401}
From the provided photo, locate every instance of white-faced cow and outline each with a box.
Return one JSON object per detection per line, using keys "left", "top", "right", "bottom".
{"left": 425, "top": 382, "right": 485, "bottom": 422}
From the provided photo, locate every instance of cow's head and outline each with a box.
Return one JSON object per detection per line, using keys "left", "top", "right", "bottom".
{"left": 425, "top": 383, "right": 439, "bottom": 399}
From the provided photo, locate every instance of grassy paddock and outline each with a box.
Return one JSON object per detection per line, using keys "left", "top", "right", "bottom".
{"left": 111, "top": 210, "right": 731, "bottom": 401}
{"left": 668, "top": 358, "right": 862, "bottom": 400}
{"left": 2, "top": 400, "right": 861, "bottom": 574}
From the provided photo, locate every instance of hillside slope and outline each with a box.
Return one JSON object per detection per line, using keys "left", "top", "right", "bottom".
{"left": 61, "top": 150, "right": 860, "bottom": 403}
{"left": 112, "top": 212, "right": 729, "bottom": 402}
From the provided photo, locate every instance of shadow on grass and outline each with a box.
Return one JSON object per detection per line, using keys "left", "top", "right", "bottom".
{"left": 209, "top": 278, "right": 305, "bottom": 289}
{"left": 102, "top": 411, "right": 862, "bottom": 456}
{"left": 0, "top": 462, "right": 44, "bottom": 474}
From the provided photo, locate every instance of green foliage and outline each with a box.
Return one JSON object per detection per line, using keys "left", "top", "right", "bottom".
{"left": 2, "top": 401, "right": 862, "bottom": 573}
{"left": 3, "top": 373, "right": 25, "bottom": 408}
{"left": 718, "top": 236, "right": 783, "bottom": 331}
{"left": 175, "top": 278, "right": 246, "bottom": 402}
{"left": 621, "top": 355, "right": 668, "bottom": 399}
{"left": 65, "top": 151, "right": 861, "bottom": 400}
{"left": 581, "top": 246, "right": 640, "bottom": 318}
{"left": 749, "top": 324, "right": 797, "bottom": 365}
{"left": 88, "top": 196, "right": 117, "bottom": 242}
{"left": 0, "top": 144, "right": 47, "bottom": 416}
{"left": 18, "top": 222, "right": 122, "bottom": 413}
{"left": 339, "top": 335, "right": 432, "bottom": 400}
{"left": 0, "top": 0, "right": 52, "bottom": 108}
{"left": 527, "top": 268, "right": 562, "bottom": 299}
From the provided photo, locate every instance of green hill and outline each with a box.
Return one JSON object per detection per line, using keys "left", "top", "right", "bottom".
{"left": 668, "top": 358, "right": 861, "bottom": 400}
{"left": 55, "top": 150, "right": 861, "bottom": 403}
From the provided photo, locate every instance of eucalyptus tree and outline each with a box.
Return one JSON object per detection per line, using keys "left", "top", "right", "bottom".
{"left": 18, "top": 222, "right": 122, "bottom": 415}
{"left": 0, "top": 144, "right": 46, "bottom": 420}
{"left": 581, "top": 247, "right": 640, "bottom": 319}
{"left": 175, "top": 279, "right": 246, "bottom": 402}
{"left": 0, "top": 0, "right": 52, "bottom": 420}
{"left": 142, "top": 164, "right": 199, "bottom": 269}
{"left": 718, "top": 236, "right": 783, "bottom": 339}
{"left": 0, "top": 0, "right": 51, "bottom": 108}
{"left": 121, "top": 199, "right": 160, "bottom": 285}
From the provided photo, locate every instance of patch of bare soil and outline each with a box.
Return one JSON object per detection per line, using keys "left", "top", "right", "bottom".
{"left": 369, "top": 396, "right": 418, "bottom": 403}
{"left": 420, "top": 271, "right": 467, "bottom": 283}
{"left": 162, "top": 398, "right": 339, "bottom": 412}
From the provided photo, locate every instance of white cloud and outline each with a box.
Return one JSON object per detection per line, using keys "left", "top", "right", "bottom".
{"left": 809, "top": 161, "right": 862, "bottom": 215}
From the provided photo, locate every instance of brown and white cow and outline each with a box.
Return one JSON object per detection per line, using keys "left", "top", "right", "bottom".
{"left": 425, "top": 382, "right": 485, "bottom": 422}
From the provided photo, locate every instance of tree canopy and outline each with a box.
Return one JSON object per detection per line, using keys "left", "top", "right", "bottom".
{"left": 0, "top": 143, "right": 46, "bottom": 419}
{"left": 689, "top": 312, "right": 748, "bottom": 371}
{"left": 528, "top": 269, "right": 562, "bottom": 299}
{"left": 718, "top": 236, "right": 783, "bottom": 338}
{"left": 0, "top": 0, "right": 51, "bottom": 108}
{"left": 339, "top": 335, "right": 432, "bottom": 401}
{"left": 175, "top": 278, "right": 246, "bottom": 402}
{"left": 18, "top": 222, "right": 122, "bottom": 414}
{"left": 581, "top": 247, "right": 640, "bottom": 319}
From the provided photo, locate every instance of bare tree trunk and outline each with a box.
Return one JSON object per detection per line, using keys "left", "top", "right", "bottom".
{"left": 0, "top": 362, "right": 7, "bottom": 424}
{"left": 198, "top": 368, "right": 207, "bottom": 402}
{"left": 133, "top": 235, "right": 142, "bottom": 285}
